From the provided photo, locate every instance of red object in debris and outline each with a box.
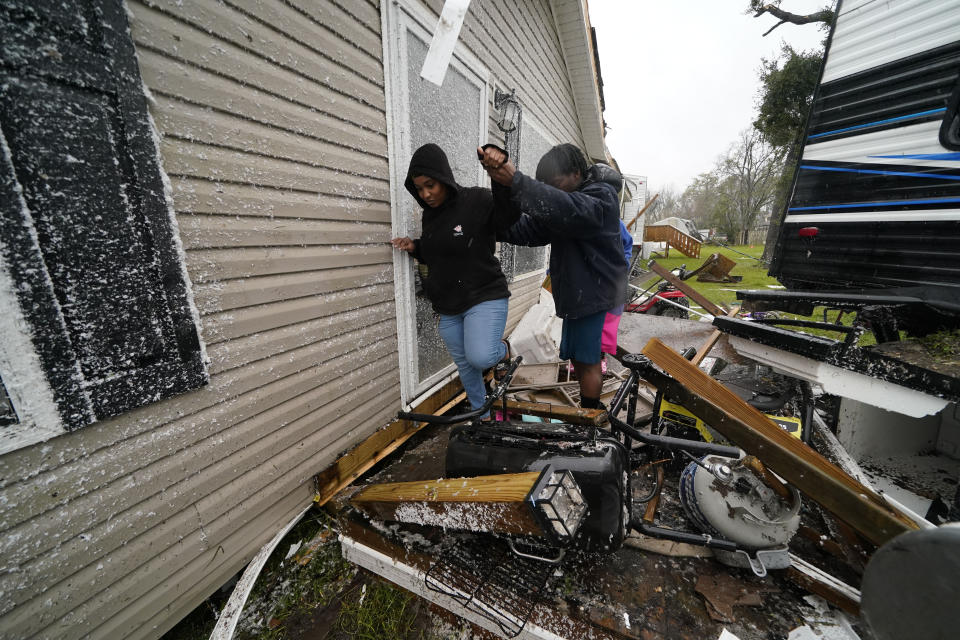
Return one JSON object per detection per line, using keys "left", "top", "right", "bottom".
{"left": 798, "top": 227, "right": 819, "bottom": 238}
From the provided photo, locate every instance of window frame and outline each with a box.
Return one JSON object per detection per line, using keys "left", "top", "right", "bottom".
{"left": 501, "top": 112, "right": 556, "bottom": 282}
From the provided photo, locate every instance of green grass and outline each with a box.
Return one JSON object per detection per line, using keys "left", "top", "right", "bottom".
{"left": 637, "top": 243, "right": 772, "bottom": 309}
{"left": 636, "top": 243, "right": 874, "bottom": 344}
{"left": 336, "top": 579, "right": 424, "bottom": 640}
{"left": 233, "top": 511, "right": 357, "bottom": 640}
{"left": 163, "top": 508, "right": 435, "bottom": 640}
{"left": 914, "top": 329, "right": 960, "bottom": 358}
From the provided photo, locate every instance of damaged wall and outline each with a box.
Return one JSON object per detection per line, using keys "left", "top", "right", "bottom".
{"left": 0, "top": 1, "right": 599, "bottom": 639}
{"left": 0, "top": 1, "right": 397, "bottom": 638}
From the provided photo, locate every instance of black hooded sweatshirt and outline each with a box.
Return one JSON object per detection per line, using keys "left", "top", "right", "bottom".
{"left": 405, "top": 144, "right": 520, "bottom": 315}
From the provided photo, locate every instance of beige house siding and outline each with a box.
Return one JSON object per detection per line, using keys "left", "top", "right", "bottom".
{"left": 0, "top": 1, "right": 602, "bottom": 638}
{"left": 0, "top": 1, "right": 397, "bottom": 638}
{"left": 459, "top": 0, "right": 587, "bottom": 157}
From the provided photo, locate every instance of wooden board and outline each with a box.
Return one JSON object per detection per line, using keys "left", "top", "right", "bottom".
{"left": 504, "top": 399, "right": 608, "bottom": 426}
{"left": 690, "top": 306, "right": 740, "bottom": 367}
{"left": 351, "top": 472, "right": 547, "bottom": 537}
{"left": 649, "top": 261, "right": 725, "bottom": 316}
{"left": 314, "top": 378, "right": 466, "bottom": 506}
{"left": 641, "top": 338, "right": 918, "bottom": 547}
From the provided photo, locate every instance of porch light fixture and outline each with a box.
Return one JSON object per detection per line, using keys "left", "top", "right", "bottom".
{"left": 530, "top": 467, "right": 587, "bottom": 545}
{"left": 494, "top": 87, "right": 521, "bottom": 133}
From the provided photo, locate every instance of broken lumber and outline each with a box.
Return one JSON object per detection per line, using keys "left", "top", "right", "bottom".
{"left": 640, "top": 338, "right": 918, "bottom": 547}
{"left": 351, "top": 470, "right": 584, "bottom": 542}
{"left": 625, "top": 192, "right": 658, "bottom": 231}
{"left": 788, "top": 553, "right": 861, "bottom": 616}
{"left": 690, "top": 305, "right": 740, "bottom": 367}
{"left": 649, "top": 261, "right": 726, "bottom": 316}
{"left": 642, "top": 465, "right": 665, "bottom": 524}
{"left": 314, "top": 378, "right": 466, "bottom": 506}
{"left": 504, "top": 398, "right": 607, "bottom": 426}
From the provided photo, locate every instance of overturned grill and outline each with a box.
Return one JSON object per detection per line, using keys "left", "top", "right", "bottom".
{"left": 425, "top": 535, "right": 554, "bottom": 638}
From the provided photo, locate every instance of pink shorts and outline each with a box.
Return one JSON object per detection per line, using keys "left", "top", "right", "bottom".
{"left": 601, "top": 306, "right": 624, "bottom": 354}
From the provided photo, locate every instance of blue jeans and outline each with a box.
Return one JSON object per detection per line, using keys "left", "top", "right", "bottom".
{"left": 438, "top": 298, "right": 509, "bottom": 416}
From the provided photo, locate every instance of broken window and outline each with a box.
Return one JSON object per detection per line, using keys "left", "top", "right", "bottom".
{"left": 0, "top": 0, "right": 206, "bottom": 438}
{"left": 500, "top": 116, "right": 554, "bottom": 279}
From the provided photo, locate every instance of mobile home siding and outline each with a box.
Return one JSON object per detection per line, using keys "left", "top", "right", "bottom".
{"left": 0, "top": 0, "right": 398, "bottom": 638}
{"left": 0, "top": 1, "right": 595, "bottom": 638}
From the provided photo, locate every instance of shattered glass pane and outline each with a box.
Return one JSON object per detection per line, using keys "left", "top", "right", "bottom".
{"left": 404, "top": 30, "right": 484, "bottom": 382}
{"left": 510, "top": 117, "right": 554, "bottom": 276}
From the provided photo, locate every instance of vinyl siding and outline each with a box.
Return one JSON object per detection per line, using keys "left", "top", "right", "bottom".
{"left": 424, "top": 0, "right": 587, "bottom": 154}
{"left": 0, "top": 0, "right": 396, "bottom": 638}
{"left": 0, "top": 1, "right": 596, "bottom": 638}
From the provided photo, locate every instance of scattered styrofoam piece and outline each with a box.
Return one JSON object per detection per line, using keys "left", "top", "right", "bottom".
{"left": 786, "top": 595, "right": 861, "bottom": 640}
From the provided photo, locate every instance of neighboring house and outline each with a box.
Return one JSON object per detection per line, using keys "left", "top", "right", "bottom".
{"left": 621, "top": 172, "right": 647, "bottom": 244}
{"left": 0, "top": 0, "right": 609, "bottom": 638}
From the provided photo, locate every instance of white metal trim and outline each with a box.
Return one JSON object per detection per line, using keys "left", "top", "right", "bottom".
{"left": 728, "top": 336, "right": 950, "bottom": 418}
{"left": 802, "top": 121, "right": 960, "bottom": 168}
{"left": 0, "top": 246, "right": 66, "bottom": 454}
{"left": 784, "top": 209, "right": 960, "bottom": 224}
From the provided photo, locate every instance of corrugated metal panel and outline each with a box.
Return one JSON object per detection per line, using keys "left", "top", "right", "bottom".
{"left": 0, "top": 0, "right": 395, "bottom": 638}
{"left": 824, "top": 0, "right": 960, "bottom": 82}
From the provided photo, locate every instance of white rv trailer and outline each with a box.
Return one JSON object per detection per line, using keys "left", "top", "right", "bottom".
{"left": 769, "top": 0, "right": 960, "bottom": 322}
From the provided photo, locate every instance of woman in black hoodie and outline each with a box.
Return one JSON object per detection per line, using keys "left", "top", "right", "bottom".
{"left": 391, "top": 143, "right": 520, "bottom": 417}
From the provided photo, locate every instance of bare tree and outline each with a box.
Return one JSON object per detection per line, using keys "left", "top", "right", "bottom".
{"left": 679, "top": 173, "right": 721, "bottom": 230}
{"left": 713, "top": 129, "right": 785, "bottom": 244}
{"left": 646, "top": 185, "right": 680, "bottom": 223}
{"left": 748, "top": 1, "right": 834, "bottom": 37}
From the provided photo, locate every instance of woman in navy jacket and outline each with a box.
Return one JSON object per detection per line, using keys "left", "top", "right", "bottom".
{"left": 391, "top": 143, "right": 520, "bottom": 416}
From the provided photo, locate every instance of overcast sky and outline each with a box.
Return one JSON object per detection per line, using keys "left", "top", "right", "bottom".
{"left": 589, "top": 0, "right": 832, "bottom": 194}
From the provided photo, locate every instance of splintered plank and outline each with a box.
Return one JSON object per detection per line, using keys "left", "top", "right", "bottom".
{"left": 788, "top": 554, "right": 861, "bottom": 616}
{"left": 640, "top": 338, "right": 918, "bottom": 547}
{"left": 351, "top": 472, "right": 548, "bottom": 537}
{"left": 649, "top": 261, "right": 725, "bottom": 316}
{"left": 314, "top": 379, "right": 466, "bottom": 506}
{"left": 503, "top": 399, "right": 607, "bottom": 425}
{"left": 690, "top": 305, "right": 739, "bottom": 367}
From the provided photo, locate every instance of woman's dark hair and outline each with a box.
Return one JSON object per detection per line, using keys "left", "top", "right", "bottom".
{"left": 535, "top": 143, "right": 588, "bottom": 183}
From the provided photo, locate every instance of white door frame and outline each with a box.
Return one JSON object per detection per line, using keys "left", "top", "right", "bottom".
{"left": 382, "top": 0, "right": 491, "bottom": 406}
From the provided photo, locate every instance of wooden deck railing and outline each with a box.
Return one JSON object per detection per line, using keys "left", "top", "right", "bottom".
{"left": 643, "top": 224, "right": 701, "bottom": 258}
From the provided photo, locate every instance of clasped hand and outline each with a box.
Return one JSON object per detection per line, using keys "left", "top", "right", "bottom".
{"left": 477, "top": 146, "right": 515, "bottom": 186}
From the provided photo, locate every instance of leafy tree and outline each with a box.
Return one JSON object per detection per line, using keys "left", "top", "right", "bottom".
{"left": 755, "top": 45, "right": 823, "bottom": 148}
{"left": 754, "top": 44, "right": 825, "bottom": 262}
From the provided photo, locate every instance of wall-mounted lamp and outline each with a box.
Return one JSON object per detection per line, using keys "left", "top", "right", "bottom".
{"left": 494, "top": 87, "right": 521, "bottom": 133}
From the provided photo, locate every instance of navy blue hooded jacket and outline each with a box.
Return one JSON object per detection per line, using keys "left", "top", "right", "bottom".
{"left": 496, "top": 164, "right": 629, "bottom": 319}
